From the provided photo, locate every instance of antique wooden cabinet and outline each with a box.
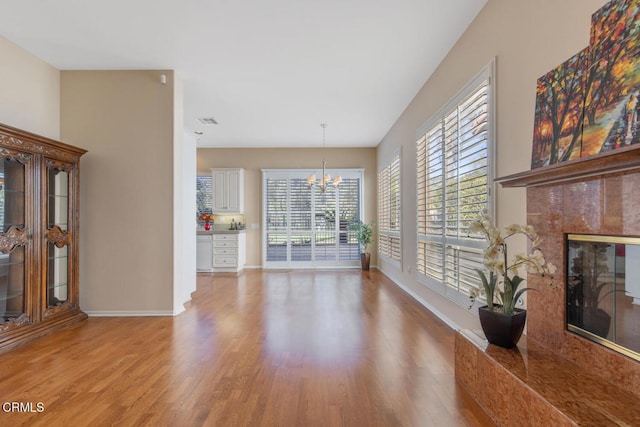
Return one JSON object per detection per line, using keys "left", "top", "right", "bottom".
{"left": 0, "top": 123, "right": 87, "bottom": 353}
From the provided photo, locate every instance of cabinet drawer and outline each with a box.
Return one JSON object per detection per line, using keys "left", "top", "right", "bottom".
{"left": 213, "top": 248, "right": 238, "bottom": 255}
{"left": 213, "top": 257, "right": 238, "bottom": 267}
{"left": 212, "top": 235, "right": 238, "bottom": 247}
{"left": 212, "top": 240, "right": 238, "bottom": 249}
{"left": 213, "top": 234, "right": 238, "bottom": 241}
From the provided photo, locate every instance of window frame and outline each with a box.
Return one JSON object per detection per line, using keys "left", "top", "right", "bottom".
{"left": 415, "top": 60, "right": 496, "bottom": 308}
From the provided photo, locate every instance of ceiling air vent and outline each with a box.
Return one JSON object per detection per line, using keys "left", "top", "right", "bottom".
{"left": 198, "top": 117, "right": 219, "bottom": 125}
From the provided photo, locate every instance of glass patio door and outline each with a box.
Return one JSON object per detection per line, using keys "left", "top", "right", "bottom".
{"left": 262, "top": 170, "right": 362, "bottom": 268}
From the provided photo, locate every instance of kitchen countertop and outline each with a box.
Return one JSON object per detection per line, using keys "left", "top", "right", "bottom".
{"left": 197, "top": 229, "right": 246, "bottom": 235}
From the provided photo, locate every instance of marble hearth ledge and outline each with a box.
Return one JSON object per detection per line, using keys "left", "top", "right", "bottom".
{"left": 455, "top": 330, "right": 640, "bottom": 426}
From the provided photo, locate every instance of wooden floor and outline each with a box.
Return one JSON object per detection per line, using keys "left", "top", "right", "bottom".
{"left": 0, "top": 269, "right": 493, "bottom": 426}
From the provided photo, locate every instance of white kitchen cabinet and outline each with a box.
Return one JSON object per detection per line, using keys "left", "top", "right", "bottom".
{"left": 196, "top": 234, "right": 213, "bottom": 272}
{"left": 212, "top": 168, "right": 244, "bottom": 213}
{"left": 212, "top": 233, "right": 246, "bottom": 273}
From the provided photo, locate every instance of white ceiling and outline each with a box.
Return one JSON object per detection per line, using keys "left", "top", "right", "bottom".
{"left": 0, "top": 0, "right": 486, "bottom": 148}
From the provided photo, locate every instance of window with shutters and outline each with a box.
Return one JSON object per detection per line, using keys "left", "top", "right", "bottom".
{"left": 262, "top": 169, "right": 363, "bottom": 268}
{"left": 196, "top": 175, "right": 213, "bottom": 219}
{"left": 378, "top": 153, "right": 401, "bottom": 264}
{"left": 416, "top": 62, "right": 494, "bottom": 306}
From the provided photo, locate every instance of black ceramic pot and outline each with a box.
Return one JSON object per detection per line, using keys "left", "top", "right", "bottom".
{"left": 478, "top": 306, "right": 527, "bottom": 348}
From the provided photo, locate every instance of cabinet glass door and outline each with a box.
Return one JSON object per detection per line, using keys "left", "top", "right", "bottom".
{"left": 0, "top": 158, "right": 27, "bottom": 328}
{"left": 46, "top": 167, "right": 71, "bottom": 310}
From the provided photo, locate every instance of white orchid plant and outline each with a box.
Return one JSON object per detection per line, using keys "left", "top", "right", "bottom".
{"left": 468, "top": 214, "right": 556, "bottom": 315}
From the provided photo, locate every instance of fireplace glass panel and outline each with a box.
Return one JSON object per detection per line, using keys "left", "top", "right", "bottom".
{"left": 566, "top": 234, "right": 640, "bottom": 360}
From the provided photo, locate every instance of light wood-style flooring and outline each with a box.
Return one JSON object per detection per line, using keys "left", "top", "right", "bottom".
{"left": 0, "top": 269, "right": 493, "bottom": 426}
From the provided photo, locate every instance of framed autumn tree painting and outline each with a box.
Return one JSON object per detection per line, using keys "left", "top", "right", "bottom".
{"left": 531, "top": 49, "right": 588, "bottom": 168}
{"left": 582, "top": 0, "right": 640, "bottom": 155}
{"left": 531, "top": 0, "right": 640, "bottom": 169}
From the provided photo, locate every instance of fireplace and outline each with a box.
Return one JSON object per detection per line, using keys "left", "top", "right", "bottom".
{"left": 566, "top": 234, "right": 640, "bottom": 361}
{"left": 494, "top": 144, "right": 640, "bottom": 398}
{"left": 454, "top": 148, "right": 640, "bottom": 425}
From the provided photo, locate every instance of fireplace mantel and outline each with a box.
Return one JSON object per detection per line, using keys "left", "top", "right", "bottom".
{"left": 495, "top": 144, "right": 640, "bottom": 187}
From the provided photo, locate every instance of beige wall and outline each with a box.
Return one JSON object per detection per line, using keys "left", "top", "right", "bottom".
{"left": 0, "top": 36, "right": 60, "bottom": 139}
{"left": 197, "top": 147, "right": 377, "bottom": 267}
{"left": 61, "top": 70, "right": 176, "bottom": 314}
{"left": 376, "top": 0, "right": 609, "bottom": 330}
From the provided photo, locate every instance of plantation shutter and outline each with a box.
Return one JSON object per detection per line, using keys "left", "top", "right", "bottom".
{"left": 378, "top": 153, "right": 401, "bottom": 262}
{"left": 389, "top": 155, "right": 401, "bottom": 261}
{"left": 290, "top": 178, "right": 312, "bottom": 261}
{"left": 416, "top": 68, "right": 492, "bottom": 301}
{"left": 315, "top": 184, "right": 337, "bottom": 261}
{"left": 378, "top": 166, "right": 390, "bottom": 258}
{"left": 196, "top": 175, "right": 213, "bottom": 219}
{"left": 338, "top": 178, "right": 360, "bottom": 260}
{"left": 265, "top": 177, "right": 288, "bottom": 262}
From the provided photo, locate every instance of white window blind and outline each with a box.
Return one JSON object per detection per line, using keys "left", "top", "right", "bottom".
{"left": 338, "top": 178, "right": 362, "bottom": 261}
{"left": 265, "top": 177, "right": 288, "bottom": 262}
{"left": 196, "top": 175, "right": 213, "bottom": 219}
{"left": 378, "top": 154, "right": 401, "bottom": 263}
{"left": 263, "top": 169, "right": 363, "bottom": 268}
{"left": 416, "top": 63, "right": 494, "bottom": 304}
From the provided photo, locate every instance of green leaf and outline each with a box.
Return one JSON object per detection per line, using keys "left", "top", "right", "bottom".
{"left": 475, "top": 268, "right": 496, "bottom": 310}
{"left": 347, "top": 220, "right": 375, "bottom": 253}
{"left": 501, "top": 275, "right": 531, "bottom": 314}
{"left": 509, "top": 275, "right": 525, "bottom": 293}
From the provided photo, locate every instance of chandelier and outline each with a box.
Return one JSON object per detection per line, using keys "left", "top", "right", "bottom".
{"left": 307, "top": 123, "right": 342, "bottom": 192}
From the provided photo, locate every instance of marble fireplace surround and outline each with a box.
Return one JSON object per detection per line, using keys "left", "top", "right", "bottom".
{"left": 497, "top": 143, "right": 640, "bottom": 396}
{"left": 455, "top": 145, "right": 640, "bottom": 425}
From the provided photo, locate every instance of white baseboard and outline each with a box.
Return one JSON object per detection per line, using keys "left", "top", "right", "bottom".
{"left": 86, "top": 311, "right": 174, "bottom": 317}
{"left": 244, "top": 265, "right": 374, "bottom": 270}
{"left": 390, "top": 276, "right": 460, "bottom": 331}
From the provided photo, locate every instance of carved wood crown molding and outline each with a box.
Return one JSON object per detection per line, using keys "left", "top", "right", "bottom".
{"left": 0, "top": 134, "right": 79, "bottom": 163}
{"left": 46, "top": 159, "right": 75, "bottom": 172}
{"left": 0, "top": 146, "right": 32, "bottom": 165}
{"left": 46, "top": 225, "right": 71, "bottom": 248}
{"left": 496, "top": 144, "right": 640, "bottom": 188}
{"left": 0, "top": 226, "right": 28, "bottom": 254}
